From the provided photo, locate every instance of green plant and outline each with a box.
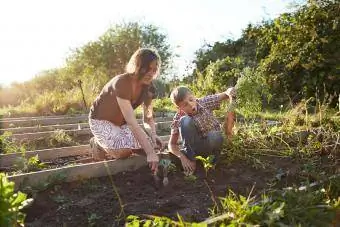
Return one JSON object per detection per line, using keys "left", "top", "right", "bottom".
{"left": 125, "top": 214, "right": 204, "bottom": 227}
{"left": 167, "top": 162, "right": 177, "bottom": 174}
{"left": 208, "top": 187, "right": 285, "bottom": 225}
{"left": 22, "top": 172, "right": 67, "bottom": 195}
{"left": 152, "top": 98, "right": 176, "bottom": 113}
{"left": 47, "top": 129, "right": 78, "bottom": 147}
{"left": 51, "top": 195, "right": 68, "bottom": 204}
{"left": 206, "top": 182, "right": 339, "bottom": 226}
{"left": 184, "top": 174, "right": 197, "bottom": 183}
{"left": 88, "top": 212, "right": 102, "bottom": 226}
{"left": 14, "top": 155, "right": 46, "bottom": 173}
{"left": 195, "top": 155, "right": 215, "bottom": 177}
{"left": 103, "top": 162, "right": 126, "bottom": 222}
{"left": 0, "top": 132, "right": 26, "bottom": 154}
{"left": 0, "top": 173, "right": 33, "bottom": 226}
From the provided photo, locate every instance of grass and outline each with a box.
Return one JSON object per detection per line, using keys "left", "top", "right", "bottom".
{"left": 0, "top": 132, "right": 27, "bottom": 154}
{"left": 19, "top": 129, "right": 80, "bottom": 151}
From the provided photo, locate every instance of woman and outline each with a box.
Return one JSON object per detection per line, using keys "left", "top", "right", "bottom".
{"left": 88, "top": 48, "right": 164, "bottom": 173}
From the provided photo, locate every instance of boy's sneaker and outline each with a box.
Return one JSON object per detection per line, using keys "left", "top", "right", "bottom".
{"left": 90, "top": 137, "right": 107, "bottom": 161}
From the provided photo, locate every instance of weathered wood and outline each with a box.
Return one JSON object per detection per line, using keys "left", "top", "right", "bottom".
{"left": 5, "top": 134, "right": 178, "bottom": 190}
{"left": 1, "top": 115, "right": 88, "bottom": 128}
{"left": 9, "top": 121, "right": 172, "bottom": 141}
{"left": 3, "top": 121, "right": 172, "bottom": 135}
{"left": 11, "top": 129, "right": 91, "bottom": 141}
{"left": 0, "top": 145, "right": 90, "bottom": 167}
{"left": 1, "top": 116, "right": 174, "bottom": 129}
{"left": 0, "top": 123, "right": 89, "bottom": 134}
{"left": 0, "top": 111, "right": 176, "bottom": 121}
{"left": 0, "top": 114, "right": 88, "bottom": 121}
{"left": 1, "top": 135, "right": 173, "bottom": 168}
{"left": 8, "top": 155, "right": 147, "bottom": 190}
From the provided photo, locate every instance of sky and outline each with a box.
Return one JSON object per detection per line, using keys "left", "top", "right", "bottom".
{"left": 0, "top": 0, "right": 294, "bottom": 86}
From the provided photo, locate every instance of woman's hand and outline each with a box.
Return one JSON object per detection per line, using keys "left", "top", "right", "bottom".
{"left": 117, "top": 97, "right": 159, "bottom": 174}
{"left": 146, "top": 151, "right": 159, "bottom": 175}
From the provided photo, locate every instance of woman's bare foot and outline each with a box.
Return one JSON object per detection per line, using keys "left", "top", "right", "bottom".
{"left": 90, "top": 137, "right": 108, "bottom": 161}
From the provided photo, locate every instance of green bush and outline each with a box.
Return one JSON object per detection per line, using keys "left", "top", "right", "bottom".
{"left": 0, "top": 173, "right": 33, "bottom": 226}
{"left": 0, "top": 132, "right": 26, "bottom": 154}
{"left": 152, "top": 98, "right": 176, "bottom": 113}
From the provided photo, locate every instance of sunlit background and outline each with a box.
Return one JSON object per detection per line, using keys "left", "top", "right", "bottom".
{"left": 0, "top": 0, "right": 292, "bottom": 85}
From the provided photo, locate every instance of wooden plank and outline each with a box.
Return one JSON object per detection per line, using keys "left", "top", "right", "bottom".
{"left": 11, "top": 129, "right": 91, "bottom": 141}
{"left": 1, "top": 114, "right": 280, "bottom": 129}
{"left": 2, "top": 121, "right": 172, "bottom": 134}
{"left": 1, "top": 135, "right": 172, "bottom": 167}
{"left": 0, "top": 114, "right": 87, "bottom": 121}
{"left": 0, "top": 145, "right": 90, "bottom": 167}
{"left": 1, "top": 115, "right": 88, "bottom": 128}
{"left": 9, "top": 121, "right": 172, "bottom": 141}
{"left": 8, "top": 155, "right": 147, "bottom": 190}
{"left": 0, "top": 112, "right": 175, "bottom": 122}
{"left": 1, "top": 116, "right": 174, "bottom": 129}
{"left": 0, "top": 123, "right": 89, "bottom": 134}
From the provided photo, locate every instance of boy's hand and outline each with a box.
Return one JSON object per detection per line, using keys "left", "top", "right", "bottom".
{"left": 225, "top": 87, "right": 236, "bottom": 98}
{"left": 180, "top": 155, "right": 196, "bottom": 175}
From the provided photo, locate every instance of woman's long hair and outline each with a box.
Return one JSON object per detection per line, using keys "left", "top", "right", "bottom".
{"left": 125, "top": 48, "right": 161, "bottom": 80}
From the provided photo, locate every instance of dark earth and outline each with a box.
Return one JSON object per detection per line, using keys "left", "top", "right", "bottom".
{"left": 23, "top": 154, "right": 300, "bottom": 227}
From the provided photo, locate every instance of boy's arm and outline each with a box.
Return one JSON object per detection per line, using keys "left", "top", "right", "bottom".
{"left": 167, "top": 114, "right": 196, "bottom": 173}
{"left": 201, "top": 87, "right": 236, "bottom": 111}
{"left": 168, "top": 133, "right": 180, "bottom": 157}
{"left": 217, "top": 87, "right": 236, "bottom": 102}
{"left": 222, "top": 87, "right": 237, "bottom": 140}
{"left": 217, "top": 92, "right": 230, "bottom": 101}
{"left": 168, "top": 132, "right": 196, "bottom": 173}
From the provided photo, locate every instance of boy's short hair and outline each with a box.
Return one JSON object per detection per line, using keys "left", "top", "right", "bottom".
{"left": 170, "top": 86, "right": 192, "bottom": 106}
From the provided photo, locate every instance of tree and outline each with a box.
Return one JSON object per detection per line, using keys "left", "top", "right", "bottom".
{"left": 66, "top": 22, "right": 173, "bottom": 90}
{"left": 190, "top": 0, "right": 340, "bottom": 108}
{"left": 0, "top": 22, "right": 173, "bottom": 114}
{"left": 190, "top": 56, "right": 244, "bottom": 96}
{"left": 249, "top": 0, "right": 340, "bottom": 107}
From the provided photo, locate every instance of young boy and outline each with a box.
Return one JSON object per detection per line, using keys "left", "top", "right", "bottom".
{"left": 168, "top": 86, "right": 236, "bottom": 175}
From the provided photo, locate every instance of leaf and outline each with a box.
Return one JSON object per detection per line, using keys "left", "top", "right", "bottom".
{"left": 320, "top": 37, "right": 328, "bottom": 43}
{"left": 0, "top": 174, "right": 31, "bottom": 225}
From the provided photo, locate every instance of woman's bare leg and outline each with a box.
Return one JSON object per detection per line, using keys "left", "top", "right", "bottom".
{"left": 107, "top": 149, "right": 133, "bottom": 159}
{"left": 131, "top": 149, "right": 146, "bottom": 156}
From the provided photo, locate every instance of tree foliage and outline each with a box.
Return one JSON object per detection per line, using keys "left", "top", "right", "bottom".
{"left": 0, "top": 22, "right": 173, "bottom": 115}
{"left": 191, "top": 0, "right": 340, "bottom": 109}
{"left": 66, "top": 22, "right": 172, "bottom": 88}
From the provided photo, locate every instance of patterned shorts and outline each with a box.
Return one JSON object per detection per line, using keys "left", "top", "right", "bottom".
{"left": 89, "top": 118, "right": 148, "bottom": 151}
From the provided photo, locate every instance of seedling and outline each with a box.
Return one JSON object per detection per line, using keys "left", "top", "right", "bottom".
{"left": 14, "top": 154, "right": 46, "bottom": 173}
{"left": 51, "top": 195, "right": 68, "bottom": 204}
{"left": 184, "top": 174, "right": 197, "bottom": 183}
{"left": 196, "top": 155, "right": 215, "bottom": 177}
{"left": 88, "top": 213, "right": 102, "bottom": 226}
{"left": 154, "top": 151, "right": 172, "bottom": 187}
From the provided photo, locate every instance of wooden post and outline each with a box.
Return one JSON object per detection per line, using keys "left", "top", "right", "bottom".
{"left": 77, "top": 79, "right": 88, "bottom": 111}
